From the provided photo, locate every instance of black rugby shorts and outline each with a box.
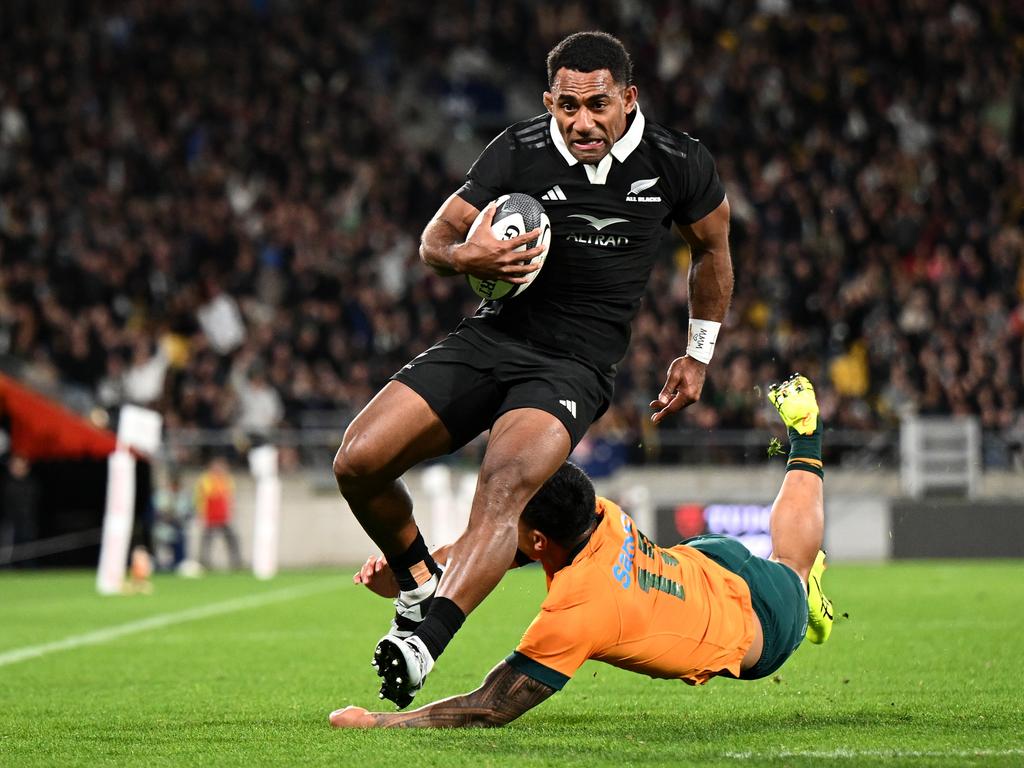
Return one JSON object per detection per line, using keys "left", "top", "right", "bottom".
{"left": 391, "top": 320, "right": 613, "bottom": 451}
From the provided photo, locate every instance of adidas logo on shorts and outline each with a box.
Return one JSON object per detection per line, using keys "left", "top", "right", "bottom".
{"left": 558, "top": 399, "right": 577, "bottom": 418}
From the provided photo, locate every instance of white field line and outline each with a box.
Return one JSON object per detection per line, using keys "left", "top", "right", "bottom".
{"left": 724, "top": 748, "right": 1024, "bottom": 760}
{"left": 0, "top": 578, "right": 344, "bottom": 669}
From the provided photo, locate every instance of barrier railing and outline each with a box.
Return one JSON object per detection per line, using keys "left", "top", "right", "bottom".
{"left": 159, "top": 424, "right": 1020, "bottom": 470}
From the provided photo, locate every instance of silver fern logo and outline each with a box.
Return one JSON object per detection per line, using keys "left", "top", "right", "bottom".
{"left": 627, "top": 177, "right": 661, "bottom": 202}
{"left": 629, "top": 177, "right": 659, "bottom": 195}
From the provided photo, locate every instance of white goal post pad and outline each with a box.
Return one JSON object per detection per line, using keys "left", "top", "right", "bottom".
{"left": 96, "top": 449, "right": 136, "bottom": 595}
{"left": 117, "top": 405, "right": 163, "bottom": 456}
{"left": 250, "top": 446, "right": 280, "bottom": 580}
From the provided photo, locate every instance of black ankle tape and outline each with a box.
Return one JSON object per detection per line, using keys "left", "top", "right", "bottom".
{"left": 414, "top": 597, "right": 466, "bottom": 660}
{"left": 391, "top": 531, "right": 440, "bottom": 592}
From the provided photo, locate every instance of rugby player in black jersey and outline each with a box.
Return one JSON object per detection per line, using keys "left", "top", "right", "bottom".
{"left": 333, "top": 31, "right": 733, "bottom": 708}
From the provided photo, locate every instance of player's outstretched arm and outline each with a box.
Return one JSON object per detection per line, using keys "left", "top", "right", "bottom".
{"left": 352, "top": 545, "right": 451, "bottom": 598}
{"left": 651, "top": 198, "right": 733, "bottom": 424}
{"left": 682, "top": 197, "right": 733, "bottom": 325}
{"left": 353, "top": 545, "right": 532, "bottom": 598}
{"left": 329, "top": 661, "right": 555, "bottom": 729}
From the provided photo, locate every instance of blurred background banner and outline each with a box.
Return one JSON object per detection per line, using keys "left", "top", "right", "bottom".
{"left": 0, "top": 375, "right": 116, "bottom": 460}
{"left": 0, "top": 1, "right": 1021, "bottom": 568}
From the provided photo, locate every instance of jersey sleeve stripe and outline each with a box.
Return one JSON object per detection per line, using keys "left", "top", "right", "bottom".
{"left": 511, "top": 117, "right": 549, "bottom": 138}
{"left": 650, "top": 139, "right": 688, "bottom": 158}
{"left": 646, "top": 124, "right": 684, "bottom": 143}
{"left": 505, "top": 651, "right": 569, "bottom": 691}
{"left": 513, "top": 125, "right": 547, "bottom": 140}
{"left": 646, "top": 125, "right": 691, "bottom": 158}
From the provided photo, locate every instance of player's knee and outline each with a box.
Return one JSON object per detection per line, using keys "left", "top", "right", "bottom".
{"left": 771, "top": 554, "right": 812, "bottom": 588}
{"left": 332, "top": 433, "right": 386, "bottom": 493}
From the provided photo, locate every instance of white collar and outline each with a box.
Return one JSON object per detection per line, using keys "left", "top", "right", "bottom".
{"left": 549, "top": 104, "right": 646, "bottom": 167}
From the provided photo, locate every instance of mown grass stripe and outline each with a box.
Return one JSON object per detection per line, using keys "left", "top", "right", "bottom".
{"left": 0, "top": 578, "right": 343, "bottom": 668}
{"left": 724, "top": 749, "right": 1024, "bottom": 759}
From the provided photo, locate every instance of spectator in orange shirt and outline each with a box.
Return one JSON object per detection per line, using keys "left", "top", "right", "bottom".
{"left": 195, "top": 457, "right": 241, "bottom": 571}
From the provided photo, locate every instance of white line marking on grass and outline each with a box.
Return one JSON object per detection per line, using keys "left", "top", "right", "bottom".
{"left": 0, "top": 578, "right": 344, "bottom": 669}
{"left": 724, "top": 749, "right": 1024, "bottom": 760}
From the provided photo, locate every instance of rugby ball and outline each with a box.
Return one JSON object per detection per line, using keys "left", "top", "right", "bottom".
{"left": 466, "top": 193, "right": 551, "bottom": 300}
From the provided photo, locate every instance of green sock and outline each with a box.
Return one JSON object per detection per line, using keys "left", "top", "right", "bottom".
{"left": 787, "top": 417, "right": 823, "bottom": 478}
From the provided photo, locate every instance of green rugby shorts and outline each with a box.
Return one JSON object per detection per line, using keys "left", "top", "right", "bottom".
{"left": 683, "top": 534, "right": 808, "bottom": 679}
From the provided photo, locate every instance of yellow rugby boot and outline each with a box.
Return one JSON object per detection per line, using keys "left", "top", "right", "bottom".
{"left": 768, "top": 374, "right": 820, "bottom": 436}
{"left": 805, "top": 549, "right": 833, "bottom": 644}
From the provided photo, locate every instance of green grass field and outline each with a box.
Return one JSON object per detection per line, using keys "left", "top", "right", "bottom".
{"left": 2, "top": 562, "right": 1023, "bottom": 767}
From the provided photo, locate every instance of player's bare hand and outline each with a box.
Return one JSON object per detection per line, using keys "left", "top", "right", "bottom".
{"left": 329, "top": 706, "right": 378, "bottom": 728}
{"left": 650, "top": 356, "right": 706, "bottom": 424}
{"left": 352, "top": 555, "right": 399, "bottom": 599}
{"left": 454, "top": 201, "right": 545, "bottom": 284}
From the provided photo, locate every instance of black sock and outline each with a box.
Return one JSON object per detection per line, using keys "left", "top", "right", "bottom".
{"left": 413, "top": 597, "right": 466, "bottom": 660}
{"left": 390, "top": 531, "right": 441, "bottom": 592}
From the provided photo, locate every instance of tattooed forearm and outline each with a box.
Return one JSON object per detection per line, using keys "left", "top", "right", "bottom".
{"left": 370, "top": 661, "right": 555, "bottom": 728}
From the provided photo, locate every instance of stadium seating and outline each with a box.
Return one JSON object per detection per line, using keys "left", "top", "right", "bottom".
{"left": 0, "top": 1, "right": 1020, "bottom": 466}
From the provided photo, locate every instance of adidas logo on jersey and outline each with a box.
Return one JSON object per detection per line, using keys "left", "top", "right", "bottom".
{"left": 558, "top": 399, "right": 577, "bottom": 419}
{"left": 541, "top": 185, "right": 567, "bottom": 201}
{"left": 626, "top": 176, "right": 661, "bottom": 202}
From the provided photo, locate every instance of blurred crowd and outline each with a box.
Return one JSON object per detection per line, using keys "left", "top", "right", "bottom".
{"left": 1, "top": 0, "right": 1022, "bottom": 466}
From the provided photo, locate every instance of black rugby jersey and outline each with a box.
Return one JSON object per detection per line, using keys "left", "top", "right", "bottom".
{"left": 455, "top": 106, "right": 725, "bottom": 370}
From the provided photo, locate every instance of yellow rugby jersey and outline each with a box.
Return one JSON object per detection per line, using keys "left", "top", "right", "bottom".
{"left": 507, "top": 498, "right": 756, "bottom": 689}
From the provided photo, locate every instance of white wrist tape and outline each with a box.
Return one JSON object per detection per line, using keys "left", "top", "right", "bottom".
{"left": 686, "top": 319, "right": 721, "bottom": 364}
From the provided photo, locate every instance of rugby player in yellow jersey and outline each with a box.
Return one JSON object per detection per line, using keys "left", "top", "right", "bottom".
{"left": 330, "top": 374, "right": 833, "bottom": 728}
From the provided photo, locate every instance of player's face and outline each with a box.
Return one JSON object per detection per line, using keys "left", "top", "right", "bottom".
{"left": 544, "top": 68, "right": 638, "bottom": 164}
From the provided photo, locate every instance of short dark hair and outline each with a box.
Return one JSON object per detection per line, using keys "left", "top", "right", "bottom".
{"left": 546, "top": 31, "right": 633, "bottom": 88}
{"left": 521, "top": 462, "right": 597, "bottom": 548}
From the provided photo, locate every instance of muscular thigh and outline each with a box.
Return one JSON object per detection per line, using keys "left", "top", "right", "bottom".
{"left": 474, "top": 407, "right": 573, "bottom": 510}
{"left": 340, "top": 381, "right": 453, "bottom": 477}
